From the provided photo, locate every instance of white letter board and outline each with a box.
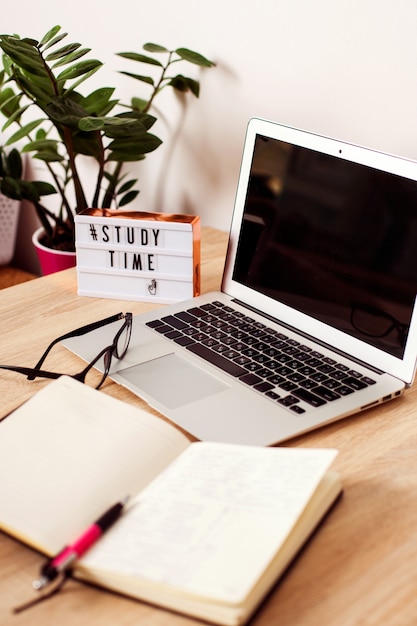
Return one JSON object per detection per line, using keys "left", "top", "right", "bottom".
{"left": 75, "top": 209, "right": 200, "bottom": 303}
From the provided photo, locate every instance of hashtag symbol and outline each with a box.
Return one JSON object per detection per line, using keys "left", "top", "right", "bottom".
{"left": 89, "top": 224, "right": 98, "bottom": 241}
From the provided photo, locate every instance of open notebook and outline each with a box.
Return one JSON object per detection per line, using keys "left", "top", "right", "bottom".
{"left": 66, "top": 118, "right": 417, "bottom": 445}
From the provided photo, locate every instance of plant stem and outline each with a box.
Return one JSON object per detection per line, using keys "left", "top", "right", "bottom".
{"left": 102, "top": 161, "right": 123, "bottom": 208}
{"left": 92, "top": 130, "right": 106, "bottom": 208}
{"left": 143, "top": 51, "right": 173, "bottom": 113}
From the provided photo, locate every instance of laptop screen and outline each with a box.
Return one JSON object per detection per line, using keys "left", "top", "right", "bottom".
{"left": 232, "top": 133, "right": 417, "bottom": 360}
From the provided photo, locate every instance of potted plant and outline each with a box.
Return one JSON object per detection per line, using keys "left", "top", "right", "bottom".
{"left": 0, "top": 25, "right": 214, "bottom": 273}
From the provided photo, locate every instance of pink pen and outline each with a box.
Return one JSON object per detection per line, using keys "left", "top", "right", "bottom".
{"left": 32, "top": 496, "right": 129, "bottom": 590}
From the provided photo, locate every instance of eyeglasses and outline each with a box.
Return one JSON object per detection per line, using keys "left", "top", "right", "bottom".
{"left": 0, "top": 312, "right": 132, "bottom": 389}
{"left": 350, "top": 301, "right": 408, "bottom": 347}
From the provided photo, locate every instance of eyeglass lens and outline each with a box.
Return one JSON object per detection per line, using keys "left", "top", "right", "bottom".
{"left": 115, "top": 318, "right": 132, "bottom": 359}
{"left": 85, "top": 315, "right": 132, "bottom": 388}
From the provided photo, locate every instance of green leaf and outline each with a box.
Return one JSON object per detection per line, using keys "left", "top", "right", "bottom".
{"left": 3, "top": 38, "right": 40, "bottom": 58}
{"left": 119, "top": 71, "right": 154, "bottom": 86}
{"left": 5, "top": 118, "right": 45, "bottom": 145}
{"left": 143, "top": 43, "right": 169, "bottom": 53}
{"left": 46, "top": 42, "right": 81, "bottom": 62}
{"left": 0, "top": 86, "right": 16, "bottom": 106}
{"left": 2, "top": 53, "right": 13, "bottom": 75}
{"left": 7, "top": 51, "right": 46, "bottom": 78}
{"left": 21, "top": 38, "right": 40, "bottom": 47}
{"left": 31, "top": 180, "right": 57, "bottom": 196}
{"left": 0, "top": 38, "right": 47, "bottom": 77}
{"left": 117, "top": 52, "right": 162, "bottom": 67}
{"left": 169, "top": 75, "right": 200, "bottom": 97}
{"left": 46, "top": 96, "right": 89, "bottom": 128}
{"left": 13, "top": 70, "right": 55, "bottom": 102}
{"left": 0, "top": 175, "right": 52, "bottom": 203}
{"left": 17, "top": 179, "right": 44, "bottom": 201}
{"left": 102, "top": 117, "right": 153, "bottom": 139}
{"left": 7, "top": 148, "right": 23, "bottom": 178}
{"left": 0, "top": 36, "right": 38, "bottom": 56}
{"left": 70, "top": 131, "right": 101, "bottom": 159}
{"left": 63, "top": 65, "right": 102, "bottom": 93}
{"left": 81, "top": 87, "right": 116, "bottom": 115}
{"left": 118, "top": 178, "right": 138, "bottom": 194}
{"left": 33, "top": 150, "right": 64, "bottom": 162}
{"left": 1, "top": 176, "right": 22, "bottom": 199}
{"left": 78, "top": 115, "right": 138, "bottom": 132}
{"left": 77, "top": 117, "right": 105, "bottom": 132}
{"left": 52, "top": 47, "right": 91, "bottom": 69}
{"left": 130, "top": 96, "right": 148, "bottom": 112}
{"left": 118, "top": 110, "right": 157, "bottom": 128}
{"left": 109, "top": 151, "right": 146, "bottom": 163}
{"left": 57, "top": 59, "right": 102, "bottom": 82}
{"left": 119, "top": 189, "right": 139, "bottom": 206}
{"left": 108, "top": 131, "right": 162, "bottom": 156}
{"left": 0, "top": 90, "right": 22, "bottom": 118}
{"left": 41, "top": 32, "right": 68, "bottom": 52}
{"left": 39, "top": 26, "right": 62, "bottom": 47}
{"left": 175, "top": 48, "right": 215, "bottom": 67}
{"left": 35, "top": 128, "right": 47, "bottom": 140}
{"left": 2, "top": 104, "right": 30, "bottom": 132}
{"left": 21, "top": 138, "right": 59, "bottom": 153}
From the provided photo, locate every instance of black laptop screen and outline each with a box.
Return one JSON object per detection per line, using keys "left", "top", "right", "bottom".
{"left": 233, "top": 134, "right": 417, "bottom": 359}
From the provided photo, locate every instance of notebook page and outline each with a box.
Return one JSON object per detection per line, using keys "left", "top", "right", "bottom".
{"left": 0, "top": 376, "right": 190, "bottom": 553}
{"left": 81, "top": 443, "right": 337, "bottom": 604}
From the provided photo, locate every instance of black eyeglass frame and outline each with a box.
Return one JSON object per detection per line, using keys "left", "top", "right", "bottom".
{"left": 350, "top": 301, "right": 408, "bottom": 346}
{"left": 0, "top": 312, "right": 133, "bottom": 389}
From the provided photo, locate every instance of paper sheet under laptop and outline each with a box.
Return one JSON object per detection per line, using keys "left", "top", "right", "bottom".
{"left": 65, "top": 119, "right": 417, "bottom": 445}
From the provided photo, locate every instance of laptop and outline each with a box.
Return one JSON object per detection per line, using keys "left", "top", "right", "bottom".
{"left": 65, "top": 118, "right": 417, "bottom": 445}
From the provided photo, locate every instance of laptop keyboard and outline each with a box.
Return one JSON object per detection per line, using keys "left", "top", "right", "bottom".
{"left": 146, "top": 300, "right": 377, "bottom": 414}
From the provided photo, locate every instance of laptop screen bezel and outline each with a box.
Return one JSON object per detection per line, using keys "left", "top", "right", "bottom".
{"left": 222, "top": 117, "right": 417, "bottom": 385}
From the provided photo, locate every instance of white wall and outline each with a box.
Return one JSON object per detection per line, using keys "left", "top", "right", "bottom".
{"left": 3, "top": 0, "right": 417, "bottom": 236}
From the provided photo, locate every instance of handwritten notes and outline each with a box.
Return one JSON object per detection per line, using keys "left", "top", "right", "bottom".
{"left": 82, "top": 443, "right": 338, "bottom": 603}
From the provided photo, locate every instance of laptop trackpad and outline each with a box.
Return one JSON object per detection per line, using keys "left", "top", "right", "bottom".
{"left": 116, "top": 353, "right": 227, "bottom": 409}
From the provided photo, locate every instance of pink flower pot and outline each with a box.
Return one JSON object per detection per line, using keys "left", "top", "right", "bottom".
{"left": 32, "top": 227, "right": 76, "bottom": 275}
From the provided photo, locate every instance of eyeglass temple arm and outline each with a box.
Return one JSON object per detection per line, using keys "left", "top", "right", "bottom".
{"left": 32, "top": 312, "right": 126, "bottom": 371}
{"left": 0, "top": 364, "right": 63, "bottom": 380}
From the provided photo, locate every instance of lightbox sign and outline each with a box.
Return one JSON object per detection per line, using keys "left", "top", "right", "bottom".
{"left": 75, "top": 208, "right": 200, "bottom": 303}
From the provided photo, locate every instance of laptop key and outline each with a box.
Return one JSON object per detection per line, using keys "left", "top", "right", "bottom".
{"left": 186, "top": 343, "right": 247, "bottom": 377}
{"left": 266, "top": 390, "right": 281, "bottom": 400}
{"left": 290, "top": 405, "right": 306, "bottom": 414}
{"left": 337, "top": 385, "right": 355, "bottom": 396}
{"left": 154, "top": 324, "right": 175, "bottom": 334}
{"left": 161, "top": 315, "right": 188, "bottom": 330}
{"left": 174, "top": 335, "right": 195, "bottom": 347}
{"left": 254, "top": 381, "right": 275, "bottom": 392}
{"left": 362, "top": 376, "right": 376, "bottom": 385}
{"left": 292, "top": 388, "right": 326, "bottom": 407}
{"left": 343, "top": 376, "right": 368, "bottom": 390}
{"left": 187, "top": 307, "right": 207, "bottom": 317}
{"left": 202, "top": 338, "right": 220, "bottom": 348}
{"left": 312, "top": 386, "right": 341, "bottom": 402}
{"left": 175, "top": 311, "right": 197, "bottom": 323}
{"left": 146, "top": 319, "right": 163, "bottom": 328}
{"left": 239, "top": 372, "right": 263, "bottom": 386}
{"left": 278, "top": 395, "right": 299, "bottom": 406}
{"left": 279, "top": 381, "right": 298, "bottom": 391}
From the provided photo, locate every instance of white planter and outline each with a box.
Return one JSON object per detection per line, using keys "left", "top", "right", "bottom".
{"left": 0, "top": 195, "right": 20, "bottom": 265}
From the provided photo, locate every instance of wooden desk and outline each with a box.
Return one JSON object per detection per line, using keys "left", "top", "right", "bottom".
{"left": 1, "top": 226, "right": 417, "bottom": 626}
